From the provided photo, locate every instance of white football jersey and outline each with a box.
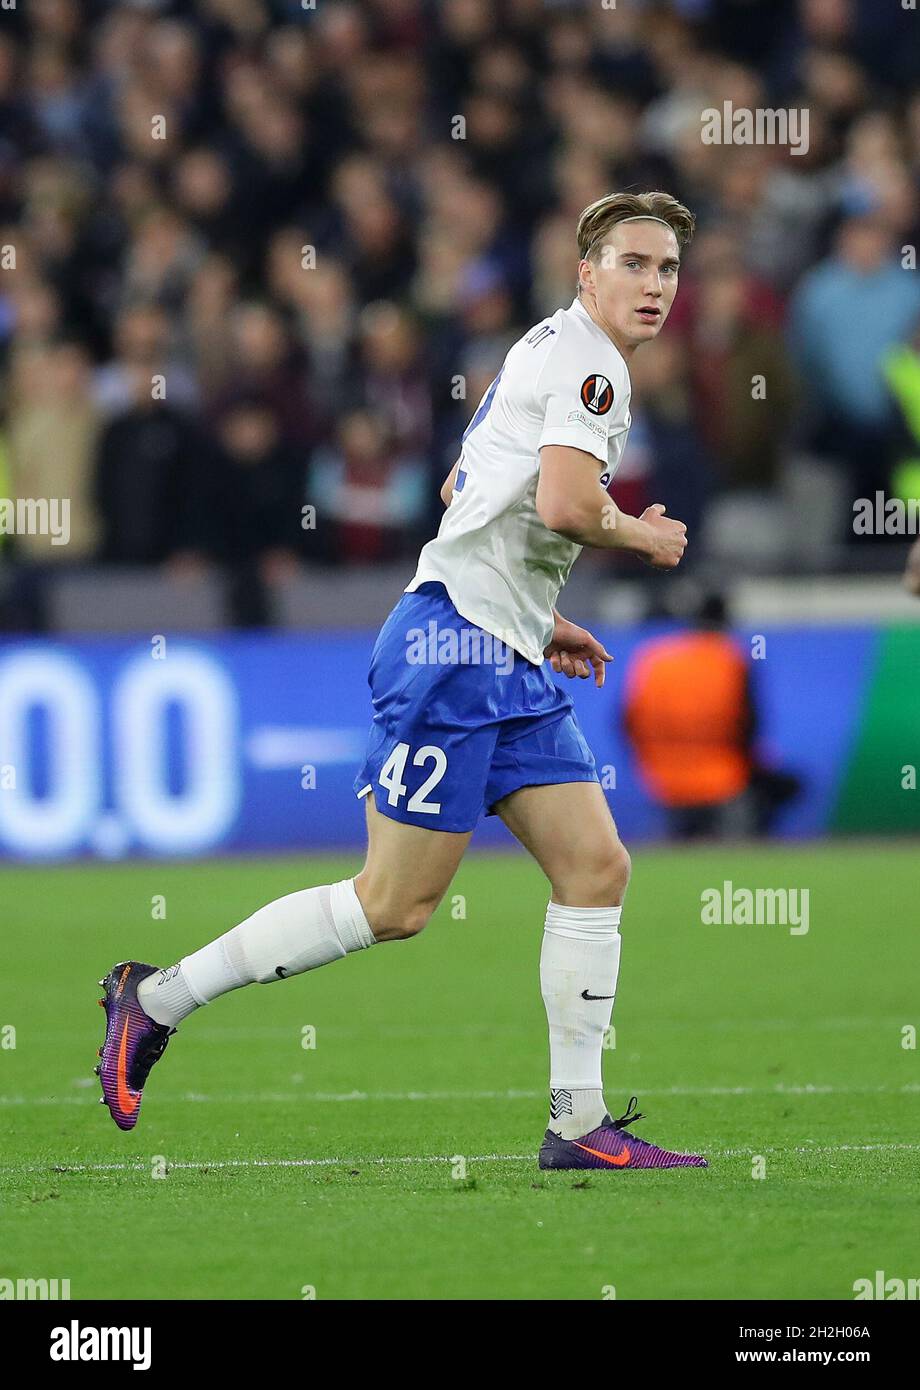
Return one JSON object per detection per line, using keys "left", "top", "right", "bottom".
{"left": 406, "top": 295, "right": 632, "bottom": 664}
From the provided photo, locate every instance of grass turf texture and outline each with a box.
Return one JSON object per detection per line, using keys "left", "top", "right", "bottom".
{"left": 1, "top": 843, "right": 917, "bottom": 1301}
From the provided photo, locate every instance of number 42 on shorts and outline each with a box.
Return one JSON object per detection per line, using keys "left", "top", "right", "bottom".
{"left": 378, "top": 742, "right": 448, "bottom": 814}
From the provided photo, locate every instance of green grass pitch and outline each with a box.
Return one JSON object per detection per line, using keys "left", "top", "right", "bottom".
{"left": 1, "top": 842, "right": 917, "bottom": 1301}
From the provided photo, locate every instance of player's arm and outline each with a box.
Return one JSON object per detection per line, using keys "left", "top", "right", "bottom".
{"left": 536, "top": 444, "right": 687, "bottom": 568}
{"left": 440, "top": 460, "right": 460, "bottom": 507}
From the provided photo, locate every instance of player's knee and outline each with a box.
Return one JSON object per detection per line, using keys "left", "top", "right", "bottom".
{"left": 589, "top": 841, "right": 630, "bottom": 903}
{"left": 610, "top": 842, "right": 632, "bottom": 899}
{"left": 553, "top": 839, "right": 631, "bottom": 906}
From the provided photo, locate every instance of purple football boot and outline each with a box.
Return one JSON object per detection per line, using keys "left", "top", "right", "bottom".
{"left": 539, "top": 1095, "right": 708, "bottom": 1170}
{"left": 95, "top": 962, "right": 175, "bottom": 1131}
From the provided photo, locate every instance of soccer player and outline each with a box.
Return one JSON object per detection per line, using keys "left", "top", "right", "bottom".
{"left": 97, "top": 190, "right": 707, "bottom": 1171}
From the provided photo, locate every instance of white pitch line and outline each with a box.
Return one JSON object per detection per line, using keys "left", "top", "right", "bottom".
{"left": 4, "top": 1142, "right": 920, "bottom": 1178}
{"left": 2, "top": 1081, "right": 920, "bottom": 1107}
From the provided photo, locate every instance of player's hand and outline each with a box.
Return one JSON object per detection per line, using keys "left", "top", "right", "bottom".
{"left": 639, "top": 503, "right": 687, "bottom": 569}
{"left": 544, "top": 616, "right": 613, "bottom": 688}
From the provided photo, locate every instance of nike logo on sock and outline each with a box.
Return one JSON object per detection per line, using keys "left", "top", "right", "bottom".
{"left": 581, "top": 989, "right": 614, "bottom": 1000}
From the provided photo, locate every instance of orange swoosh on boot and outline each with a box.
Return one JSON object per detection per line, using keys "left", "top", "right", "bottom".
{"left": 572, "top": 1141, "right": 630, "bottom": 1166}
{"left": 116, "top": 1018, "right": 140, "bottom": 1116}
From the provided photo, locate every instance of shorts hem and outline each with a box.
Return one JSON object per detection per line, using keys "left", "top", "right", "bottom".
{"left": 486, "top": 770, "right": 600, "bottom": 815}
{"left": 356, "top": 783, "right": 479, "bottom": 834}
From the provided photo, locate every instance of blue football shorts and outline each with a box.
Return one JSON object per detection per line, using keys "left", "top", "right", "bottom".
{"left": 353, "top": 581, "right": 598, "bottom": 832}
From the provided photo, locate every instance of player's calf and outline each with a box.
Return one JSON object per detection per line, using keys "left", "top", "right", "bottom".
{"left": 352, "top": 871, "right": 441, "bottom": 941}
{"left": 96, "top": 805, "right": 467, "bottom": 1131}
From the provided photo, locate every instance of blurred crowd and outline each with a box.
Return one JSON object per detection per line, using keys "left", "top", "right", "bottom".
{"left": 2, "top": 0, "right": 920, "bottom": 628}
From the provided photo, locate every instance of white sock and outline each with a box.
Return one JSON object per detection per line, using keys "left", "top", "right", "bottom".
{"left": 137, "top": 878, "right": 376, "bottom": 1028}
{"left": 541, "top": 900, "right": 622, "bottom": 1140}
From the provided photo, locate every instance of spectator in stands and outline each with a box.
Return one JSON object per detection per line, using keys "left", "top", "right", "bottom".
{"left": 266, "top": 240, "right": 354, "bottom": 409}
{"left": 208, "top": 300, "right": 315, "bottom": 448}
{"left": 789, "top": 215, "right": 920, "bottom": 496}
{"left": 95, "top": 300, "right": 197, "bottom": 417}
{"left": 177, "top": 253, "right": 239, "bottom": 401}
{"left": 617, "top": 333, "right": 712, "bottom": 550}
{"left": 8, "top": 337, "right": 100, "bottom": 561}
{"left": 684, "top": 242, "right": 797, "bottom": 492}
{"left": 310, "top": 407, "right": 427, "bottom": 564}
{"left": 356, "top": 301, "right": 432, "bottom": 463}
{"left": 181, "top": 395, "right": 310, "bottom": 625}
{"left": 0, "top": 0, "right": 919, "bottom": 621}
{"left": 94, "top": 366, "right": 201, "bottom": 565}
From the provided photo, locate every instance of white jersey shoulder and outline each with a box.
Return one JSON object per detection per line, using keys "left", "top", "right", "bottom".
{"left": 407, "top": 296, "right": 632, "bottom": 665}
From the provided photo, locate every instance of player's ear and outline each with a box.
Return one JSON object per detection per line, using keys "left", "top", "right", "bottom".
{"left": 577, "top": 257, "right": 593, "bottom": 295}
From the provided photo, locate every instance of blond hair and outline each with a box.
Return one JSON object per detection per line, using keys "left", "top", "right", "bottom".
{"left": 576, "top": 191, "right": 696, "bottom": 265}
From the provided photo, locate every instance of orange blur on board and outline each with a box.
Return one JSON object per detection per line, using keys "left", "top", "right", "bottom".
{"left": 623, "top": 633, "right": 753, "bottom": 807}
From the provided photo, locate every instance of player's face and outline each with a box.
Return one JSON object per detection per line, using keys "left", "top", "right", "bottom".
{"left": 579, "top": 221, "right": 681, "bottom": 355}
